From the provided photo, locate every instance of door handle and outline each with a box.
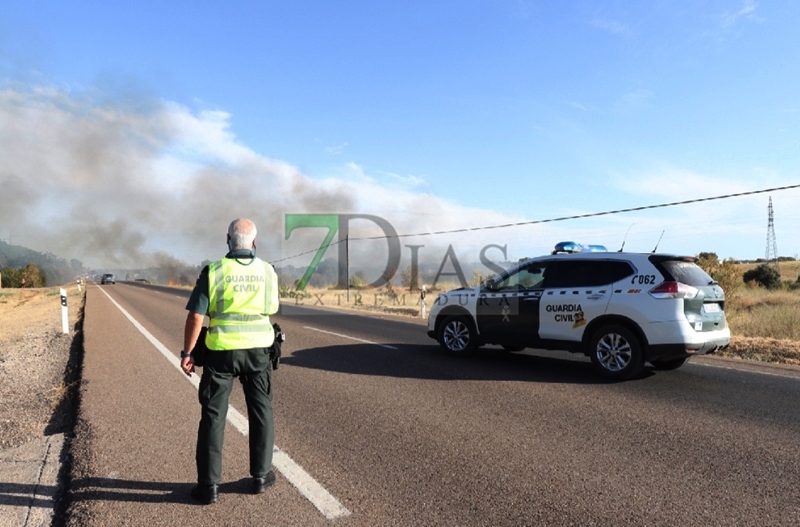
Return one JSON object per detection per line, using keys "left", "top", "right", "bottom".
{"left": 587, "top": 294, "right": 605, "bottom": 300}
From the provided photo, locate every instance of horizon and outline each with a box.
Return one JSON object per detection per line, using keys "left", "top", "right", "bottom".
{"left": 2, "top": 1, "right": 799, "bottom": 268}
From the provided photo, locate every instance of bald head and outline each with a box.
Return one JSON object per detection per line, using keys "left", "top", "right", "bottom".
{"left": 227, "top": 218, "right": 257, "bottom": 250}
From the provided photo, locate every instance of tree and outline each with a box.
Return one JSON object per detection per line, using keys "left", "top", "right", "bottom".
{"left": 0, "top": 263, "right": 45, "bottom": 288}
{"left": 743, "top": 264, "right": 781, "bottom": 290}
{"left": 697, "top": 252, "right": 719, "bottom": 267}
{"left": 21, "top": 263, "right": 46, "bottom": 287}
{"left": 696, "top": 254, "right": 742, "bottom": 296}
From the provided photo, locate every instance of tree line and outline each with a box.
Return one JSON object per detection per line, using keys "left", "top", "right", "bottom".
{"left": 0, "top": 239, "right": 83, "bottom": 287}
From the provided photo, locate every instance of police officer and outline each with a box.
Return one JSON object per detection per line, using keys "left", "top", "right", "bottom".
{"left": 181, "top": 218, "right": 280, "bottom": 505}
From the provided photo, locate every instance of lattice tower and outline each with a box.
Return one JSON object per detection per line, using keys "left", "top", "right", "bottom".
{"left": 765, "top": 196, "right": 779, "bottom": 266}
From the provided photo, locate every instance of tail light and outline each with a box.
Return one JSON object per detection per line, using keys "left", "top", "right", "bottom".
{"left": 649, "top": 281, "right": 699, "bottom": 299}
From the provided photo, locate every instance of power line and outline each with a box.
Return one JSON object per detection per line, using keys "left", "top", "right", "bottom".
{"left": 275, "top": 183, "right": 800, "bottom": 263}
{"left": 360, "top": 183, "right": 800, "bottom": 240}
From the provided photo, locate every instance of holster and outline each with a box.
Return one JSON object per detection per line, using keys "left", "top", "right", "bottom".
{"left": 191, "top": 327, "right": 209, "bottom": 367}
{"left": 269, "top": 323, "right": 285, "bottom": 370}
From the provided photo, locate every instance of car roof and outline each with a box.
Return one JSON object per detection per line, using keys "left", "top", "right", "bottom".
{"left": 497, "top": 252, "right": 692, "bottom": 278}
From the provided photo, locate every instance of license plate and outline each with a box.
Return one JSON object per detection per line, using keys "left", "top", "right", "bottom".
{"left": 703, "top": 303, "right": 720, "bottom": 313}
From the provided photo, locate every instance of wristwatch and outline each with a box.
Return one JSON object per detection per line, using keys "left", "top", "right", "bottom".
{"left": 180, "top": 351, "right": 192, "bottom": 359}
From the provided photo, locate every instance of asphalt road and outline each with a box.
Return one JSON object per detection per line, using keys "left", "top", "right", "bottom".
{"left": 70, "top": 282, "right": 800, "bottom": 526}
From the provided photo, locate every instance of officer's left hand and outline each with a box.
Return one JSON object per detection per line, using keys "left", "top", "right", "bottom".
{"left": 181, "top": 356, "right": 195, "bottom": 376}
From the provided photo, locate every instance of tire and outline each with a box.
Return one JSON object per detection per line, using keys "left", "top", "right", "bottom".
{"left": 588, "top": 325, "right": 645, "bottom": 379}
{"left": 651, "top": 357, "right": 689, "bottom": 371}
{"left": 438, "top": 316, "right": 479, "bottom": 356}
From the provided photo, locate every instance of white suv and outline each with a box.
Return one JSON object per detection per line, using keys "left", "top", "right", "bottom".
{"left": 426, "top": 244, "right": 730, "bottom": 379}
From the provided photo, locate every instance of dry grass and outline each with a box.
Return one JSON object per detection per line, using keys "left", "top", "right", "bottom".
{"left": 0, "top": 284, "right": 84, "bottom": 449}
{"left": 726, "top": 287, "right": 800, "bottom": 340}
{"left": 737, "top": 260, "right": 800, "bottom": 282}
{"left": 0, "top": 286, "right": 75, "bottom": 340}
{"left": 719, "top": 286, "right": 800, "bottom": 365}
{"left": 283, "top": 286, "right": 427, "bottom": 317}
{"left": 718, "top": 336, "right": 800, "bottom": 366}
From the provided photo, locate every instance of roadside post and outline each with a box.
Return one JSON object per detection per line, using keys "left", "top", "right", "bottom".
{"left": 60, "top": 288, "right": 68, "bottom": 334}
{"left": 420, "top": 285, "right": 427, "bottom": 319}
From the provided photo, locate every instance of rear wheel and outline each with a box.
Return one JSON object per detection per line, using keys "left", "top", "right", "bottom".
{"left": 589, "top": 325, "right": 644, "bottom": 379}
{"left": 651, "top": 357, "right": 689, "bottom": 370}
{"left": 438, "top": 316, "right": 479, "bottom": 356}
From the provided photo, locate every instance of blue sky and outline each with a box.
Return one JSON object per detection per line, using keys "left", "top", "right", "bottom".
{"left": 1, "top": 1, "right": 799, "bottom": 272}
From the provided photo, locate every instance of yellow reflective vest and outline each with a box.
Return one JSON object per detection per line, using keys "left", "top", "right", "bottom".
{"left": 206, "top": 257, "right": 279, "bottom": 350}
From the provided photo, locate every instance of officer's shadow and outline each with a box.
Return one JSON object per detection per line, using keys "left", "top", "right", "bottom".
{"left": 67, "top": 476, "right": 255, "bottom": 505}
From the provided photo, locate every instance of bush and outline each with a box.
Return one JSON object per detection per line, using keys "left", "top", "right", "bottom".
{"left": 742, "top": 264, "right": 782, "bottom": 290}
{"left": 0, "top": 263, "right": 46, "bottom": 288}
{"left": 349, "top": 273, "right": 366, "bottom": 289}
{"left": 1, "top": 267, "right": 21, "bottom": 287}
{"left": 697, "top": 255, "right": 742, "bottom": 296}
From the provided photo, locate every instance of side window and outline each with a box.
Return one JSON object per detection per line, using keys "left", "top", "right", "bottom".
{"left": 495, "top": 262, "right": 547, "bottom": 290}
{"left": 540, "top": 260, "right": 634, "bottom": 288}
{"left": 540, "top": 261, "right": 581, "bottom": 288}
{"left": 600, "top": 261, "right": 635, "bottom": 285}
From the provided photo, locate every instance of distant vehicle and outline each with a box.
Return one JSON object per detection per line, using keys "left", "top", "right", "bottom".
{"left": 427, "top": 242, "right": 730, "bottom": 379}
{"left": 101, "top": 273, "right": 116, "bottom": 285}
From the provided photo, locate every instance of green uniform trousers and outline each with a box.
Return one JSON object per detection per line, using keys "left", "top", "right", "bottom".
{"left": 196, "top": 346, "right": 274, "bottom": 485}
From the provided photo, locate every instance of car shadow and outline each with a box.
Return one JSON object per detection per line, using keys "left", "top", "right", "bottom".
{"left": 281, "top": 343, "right": 653, "bottom": 384}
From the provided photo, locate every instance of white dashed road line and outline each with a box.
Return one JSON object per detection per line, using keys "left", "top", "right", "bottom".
{"left": 303, "top": 325, "right": 398, "bottom": 349}
{"left": 97, "top": 287, "right": 351, "bottom": 520}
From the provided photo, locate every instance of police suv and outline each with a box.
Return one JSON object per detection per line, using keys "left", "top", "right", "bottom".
{"left": 426, "top": 242, "right": 730, "bottom": 379}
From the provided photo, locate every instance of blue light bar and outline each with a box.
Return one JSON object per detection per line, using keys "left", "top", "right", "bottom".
{"left": 553, "top": 241, "right": 607, "bottom": 254}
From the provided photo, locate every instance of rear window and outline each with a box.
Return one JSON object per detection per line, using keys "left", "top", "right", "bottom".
{"left": 656, "top": 259, "right": 714, "bottom": 287}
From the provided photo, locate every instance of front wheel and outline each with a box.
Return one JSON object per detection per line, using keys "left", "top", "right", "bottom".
{"left": 588, "top": 325, "right": 644, "bottom": 379}
{"left": 438, "top": 316, "right": 479, "bottom": 356}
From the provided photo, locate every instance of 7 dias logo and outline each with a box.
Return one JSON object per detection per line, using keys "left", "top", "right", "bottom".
{"left": 285, "top": 214, "right": 509, "bottom": 291}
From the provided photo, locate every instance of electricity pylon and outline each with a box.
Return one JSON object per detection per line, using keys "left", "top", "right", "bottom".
{"left": 765, "top": 197, "right": 779, "bottom": 266}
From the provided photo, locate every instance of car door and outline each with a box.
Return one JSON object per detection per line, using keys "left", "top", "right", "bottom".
{"left": 538, "top": 259, "right": 634, "bottom": 344}
{"left": 476, "top": 261, "right": 546, "bottom": 343}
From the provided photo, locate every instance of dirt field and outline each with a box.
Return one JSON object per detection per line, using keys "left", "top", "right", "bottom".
{"left": 0, "top": 285, "right": 84, "bottom": 450}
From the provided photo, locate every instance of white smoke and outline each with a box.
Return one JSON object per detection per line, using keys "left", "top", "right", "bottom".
{"left": 0, "top": 85, "right": 535, "bottom": 272}
{"left": 2, "top": 84, "right": 797, "bottom": 278}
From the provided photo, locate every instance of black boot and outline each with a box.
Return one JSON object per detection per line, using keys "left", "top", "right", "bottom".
{"left": 252, "top": 471, "right": 276, "bottom": 494}
{"left": 191, "top": 483, "right": 219, "bottom": 504}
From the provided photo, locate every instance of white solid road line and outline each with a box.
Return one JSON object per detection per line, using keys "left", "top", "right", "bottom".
{"left": 303, "top": 325, "right": 398, "bottom": 349}
{"left": 692, "top": 360, "right": 800, "bottom": 380}
{"left": 97, "top": 287, "right": 351, "bottom": 520}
